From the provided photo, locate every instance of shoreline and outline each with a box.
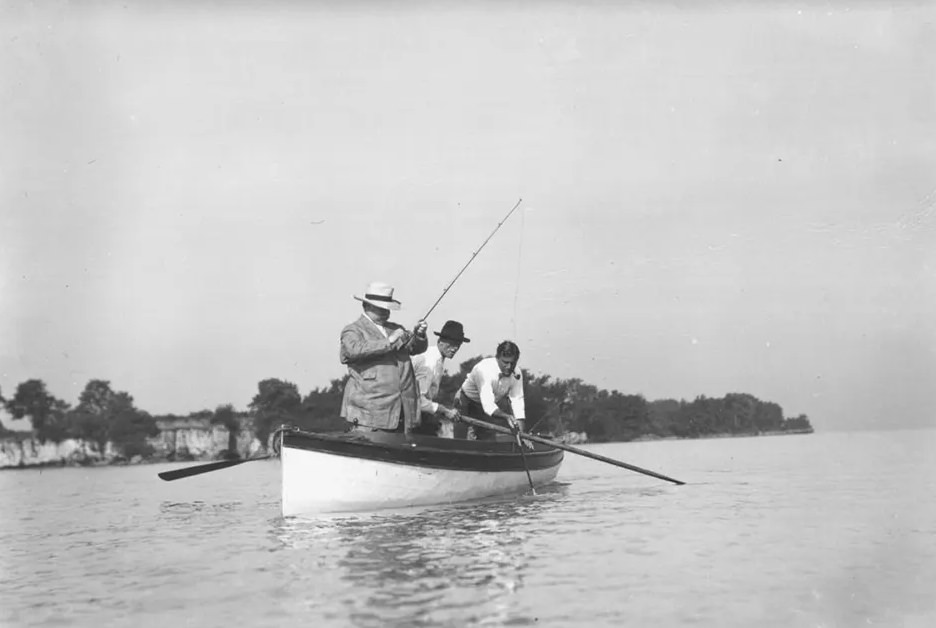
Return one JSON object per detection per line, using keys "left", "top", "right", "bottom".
{"left": 629, "top": 428, "right": 815, "bottom": 442}
{"left": 0, "top": 428, "right": 814, "bottom": 470}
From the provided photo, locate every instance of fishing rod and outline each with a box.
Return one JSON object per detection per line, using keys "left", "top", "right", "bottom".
{"left": 422, "top": 198, "right": 523, "bottom": 320}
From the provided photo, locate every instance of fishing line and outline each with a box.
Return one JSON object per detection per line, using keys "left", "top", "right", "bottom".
{"left": 511, "top": 207, "right": 525, "bottom": 339}
{"left": 422, "top": 198, "right": 523, "bottom": 321}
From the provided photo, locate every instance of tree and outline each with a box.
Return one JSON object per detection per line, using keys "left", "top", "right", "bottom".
{"left": 107, "top": 403, "right": 159, "bottom": 459}
{"left": 250, "top": 378, "right": 303, "bottom": 445}
{"left": 69, "top": 380, "right": 158, "bottom": 458}
{"left": 724, "top": 393, "right": 758, "bottom": 433}
{"left": 211, "top": 404, "right": 240, "bottom": 433}
{"left": 648, "top": 399, "right": 683, "bottom": 437}
{"left": 783, "top": 414, "right": 814, "bottom": 432}
{"left": 211, "top": 404, "right": 243, "bottom": 457}
{"left": 520, "top": 372, "right": 553, "bottom": 433}
{"left": 753, "top": 401, "right": 784, "bottom": 432}
{"left": 3, "top": 379, "right": 71, "bottom": 441}
{"left": 296, "top": 377, "right": 348, "bottom": 433}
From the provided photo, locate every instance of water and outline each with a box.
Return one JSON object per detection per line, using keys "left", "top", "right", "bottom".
{"left": 2, "top": 429, "right": 935, "bottom": 627}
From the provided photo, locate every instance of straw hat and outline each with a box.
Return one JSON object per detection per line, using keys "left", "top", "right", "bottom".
{"left": 353, "top": 281, "right": 401, "bottom": 310}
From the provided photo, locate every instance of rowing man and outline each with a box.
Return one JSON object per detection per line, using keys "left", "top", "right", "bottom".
{"left": 456, "top": 340, "right": 526, "bottom": 441}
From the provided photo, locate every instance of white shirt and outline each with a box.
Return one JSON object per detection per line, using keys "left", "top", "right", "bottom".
{"left": 412, "top": 345, "right": 445, "bottom": 414}
{"left": 460, "top": 357, "right": 525, "bottom": 419}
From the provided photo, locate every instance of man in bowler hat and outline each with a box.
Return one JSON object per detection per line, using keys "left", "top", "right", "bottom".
{"left": 411, "top": 320, "right": 470, "bottom": 438}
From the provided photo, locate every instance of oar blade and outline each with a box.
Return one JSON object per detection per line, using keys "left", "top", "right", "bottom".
{"left": 157, "top": 457, "right": 262, "bottom": 482}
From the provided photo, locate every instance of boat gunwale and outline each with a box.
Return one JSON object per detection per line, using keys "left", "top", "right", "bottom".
{"left": 281, "top": 428, "right": 564, "bottom": 473}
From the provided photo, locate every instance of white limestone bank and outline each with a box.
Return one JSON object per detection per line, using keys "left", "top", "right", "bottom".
{"left": 0, "top": 422, "right": 264, "bottom": 469}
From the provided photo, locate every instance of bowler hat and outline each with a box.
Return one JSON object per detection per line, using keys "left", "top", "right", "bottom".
{"left": 434, "top": 320, "right": 470, "bottom": 343}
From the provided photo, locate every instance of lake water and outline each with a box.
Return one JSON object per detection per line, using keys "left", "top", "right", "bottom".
{"left": 2, "top": 429, "right": 935, "bottom": 627}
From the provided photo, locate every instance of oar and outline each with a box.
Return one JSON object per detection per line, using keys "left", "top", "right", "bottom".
{"left": 157, "top": 456, "right": 273, "bottom": 481}
{"left": 511, "top": 426, "right": 537, "bottom": 495}
{"left": 458, "top": 415, "right": 685, "bottom": 486}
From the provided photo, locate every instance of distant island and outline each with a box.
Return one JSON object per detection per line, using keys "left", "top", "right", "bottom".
{"left": 0, "top": 355, "right": 812, "bottom": 469}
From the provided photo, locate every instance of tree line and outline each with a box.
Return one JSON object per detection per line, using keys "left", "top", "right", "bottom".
{"left": 1, "top": 356, "right": 812, "bottom": 457}
{"left": 1, "top": 379, "right": 159, "bottom": 459}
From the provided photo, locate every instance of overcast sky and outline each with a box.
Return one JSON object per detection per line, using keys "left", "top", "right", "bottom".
{"left": 2, "top": 0, "right": 934, "bottom": 432}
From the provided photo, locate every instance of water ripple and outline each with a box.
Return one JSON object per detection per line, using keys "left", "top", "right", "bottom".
{"left": 2, "top": 431, "right": 936, "bottom": 627}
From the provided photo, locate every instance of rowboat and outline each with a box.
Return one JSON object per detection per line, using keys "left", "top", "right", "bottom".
{"left": 277, "top": 426, "right": 564, "bottom": 516}
{"left": 158, "top": 419, "right": 681, "bottom": 509}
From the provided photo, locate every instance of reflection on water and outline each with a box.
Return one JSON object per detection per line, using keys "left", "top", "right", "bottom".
{"left": 159, "top": 500, "right": 245, "bottom": 517}
{"left": 270, "top": 484, "right": 569, "bottom": 627}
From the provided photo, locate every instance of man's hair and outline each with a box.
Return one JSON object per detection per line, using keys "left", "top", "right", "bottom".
{"left": 495, "top": 340, "right": 520, "bottom": 359}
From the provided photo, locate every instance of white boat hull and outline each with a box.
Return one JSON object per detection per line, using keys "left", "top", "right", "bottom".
{"left": 279, "top": 430, "right": 563, "bottom": 516}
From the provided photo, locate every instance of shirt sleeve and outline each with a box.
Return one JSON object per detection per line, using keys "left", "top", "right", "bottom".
{"left": 407, "top": 332, "right": 428, "bottom": 356}
{"left": 412, "top": 355, "right": 439, "bottom": 415}
{"left": 508, "top": 371, "right": 526, "bottom": 420}
{"left": 478, "top": 366, "right": 500, "bottom": 417}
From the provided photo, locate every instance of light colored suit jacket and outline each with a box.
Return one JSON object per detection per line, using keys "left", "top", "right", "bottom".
{"left": 339, "top": 314, "right": 428, "bottom": 431}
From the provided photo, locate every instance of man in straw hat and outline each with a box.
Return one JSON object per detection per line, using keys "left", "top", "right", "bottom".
{"left": 340, "top": 281, "right": 429, "bottom": 434}
{"left": 411, "top": 320, "right": 470, "bottom": 438}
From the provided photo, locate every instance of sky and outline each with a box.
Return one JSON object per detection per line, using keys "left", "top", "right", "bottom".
{"left": 2, "top": 0, "right": 934, "bottom": 432}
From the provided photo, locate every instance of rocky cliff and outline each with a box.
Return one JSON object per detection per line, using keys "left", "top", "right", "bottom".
{"left": 0, "top": 437, "right": 117, "bottom": 468}
{"left": 150, "top": 419, "right": 264, "bottom": 461}
{"left": 0, "top": 421, "right": 265, "bottom": 469}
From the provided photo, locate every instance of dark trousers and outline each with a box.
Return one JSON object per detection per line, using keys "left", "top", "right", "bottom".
{"left": 410, "top": 413, "right": 440, "bottom": 436}
{"left": 456, "top": 391, "right": 513, "bottom": 442}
